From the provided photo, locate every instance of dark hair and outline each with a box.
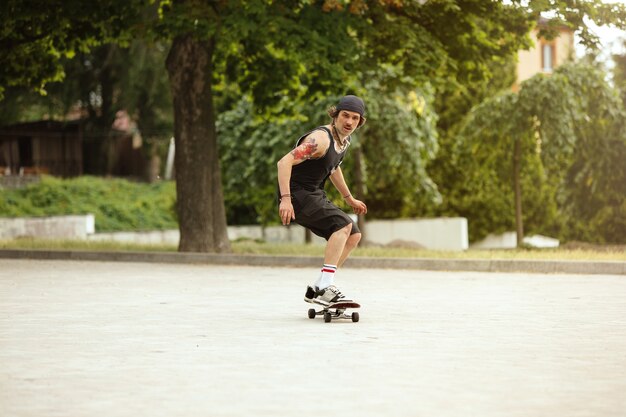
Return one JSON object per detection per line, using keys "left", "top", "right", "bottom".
{"left": 327, "top": 105, "right": 367, "bottom": 128}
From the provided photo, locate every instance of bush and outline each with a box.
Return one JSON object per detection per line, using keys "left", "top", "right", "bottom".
{"left": 0, "top": 176, "right": 177, "bottom": 232}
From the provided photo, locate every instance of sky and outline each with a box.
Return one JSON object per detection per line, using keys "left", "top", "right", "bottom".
{"left": 577, "top": 20, "right": 626, "bottom": 60}
{"left": 574, "top": 0, "right": 626, "bottom": 61}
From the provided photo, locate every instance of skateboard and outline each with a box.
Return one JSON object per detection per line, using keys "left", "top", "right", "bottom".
{"left": 307, "top": 301, "right": 360, "bottom": 323}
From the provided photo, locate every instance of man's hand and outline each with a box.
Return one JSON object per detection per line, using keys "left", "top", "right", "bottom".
{"left": 279, "top": 198, "right": 296, "bottom": 225}
{"left": 346, "top": 196, "right": 367, "bottom": 215}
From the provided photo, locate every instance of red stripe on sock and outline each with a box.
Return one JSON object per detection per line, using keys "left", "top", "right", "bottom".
{"left": 321, "top": 268, "right": 336, "bottom": 273}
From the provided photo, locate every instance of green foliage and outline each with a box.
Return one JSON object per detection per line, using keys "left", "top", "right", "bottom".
{"left": 358, "top": 83, "right": 441, "bottom": 218}
{"left": 0, "top": 0, "right": 142, "bottom": 100}
{"left": 523, "top": 0, "right": 626, "bottom": 49}
{"left": 456, "top": 62, "right": 626, "bottom": 243}
{"left": 559, "top": 68, "right": 626, "bottom": 244}
{"left": 0, "top": 176, "right": 177, "bottom": 232}
{"left": 218, "top": 96, "right": 329, "bottom": 225}
{"left": 438, "top": 111, "right": 562, "bottom": 242}
{"left": 0, "top": 39, "right": 173, "bottom": 143}
{"left": 415, "top": 0, "right": 531, "bottom": 90}
{"left": 428, "top": 56, "right": 518, "bottom": 224}
{"left": 218, "top": 86, "right": 441, "bottom": 226}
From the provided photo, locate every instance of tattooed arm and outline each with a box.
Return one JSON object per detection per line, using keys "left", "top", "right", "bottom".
{"left": 289, "top": 130, "right": 330, "bottom": 164}
{"left": 276, "top": 131, "right": 330, "bottom": 225}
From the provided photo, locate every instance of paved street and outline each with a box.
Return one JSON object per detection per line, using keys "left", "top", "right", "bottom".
{"left": 1, "top": 259, "right": 625, "bottom": 417}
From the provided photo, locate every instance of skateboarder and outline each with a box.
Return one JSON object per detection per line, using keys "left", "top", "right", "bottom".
{"left": 277, "top": 95, "right": 367, "bottom": 306}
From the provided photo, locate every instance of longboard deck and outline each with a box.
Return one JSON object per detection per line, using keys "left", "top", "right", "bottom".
{"left": 311, "top": 300, "right": 360, "bottom": 309}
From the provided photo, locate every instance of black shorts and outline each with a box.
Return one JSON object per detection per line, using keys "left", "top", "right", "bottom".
{"left": 289, "top": 188, "right": 360, "bottom": 240}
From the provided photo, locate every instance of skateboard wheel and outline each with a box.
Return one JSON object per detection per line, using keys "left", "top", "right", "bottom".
{"left": 308, "top": 308, "right": 316, "bottom": 319}
{"left": 351, "top": 312, "right": 359, "bottom": 322}
{"left": 324, "top": 312, "right": 332, "bottom": 323}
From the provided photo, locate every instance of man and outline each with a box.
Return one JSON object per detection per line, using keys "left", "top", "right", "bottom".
{"left": 277, "top": 95, "right": 367, "bottom": 305}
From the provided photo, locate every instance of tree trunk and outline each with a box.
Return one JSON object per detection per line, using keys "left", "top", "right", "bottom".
{"left": 166, "top": 35, "right": 231, "bottom": 253}
{"left": 96, "top": 44, "right": 118, "bottom": 176}
{"left": 513, "top": 137, "right": 524, "bottom": 247}
{"left": 353, "top": 144, "right": 367, "bottom": 241}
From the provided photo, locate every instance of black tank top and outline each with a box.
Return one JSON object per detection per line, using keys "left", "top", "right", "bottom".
{"left": 290, "top": 126, "right": 349, "bottom": 192}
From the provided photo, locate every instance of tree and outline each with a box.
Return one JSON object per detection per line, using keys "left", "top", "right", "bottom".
{"left": 458, "top": 63, "right": 626, "bottom": 245}
{"left": 561, "top": 63, "right": 626, "bottom": 243}
{"left": 429, "top": 2, "right": 626, "bottom": 245}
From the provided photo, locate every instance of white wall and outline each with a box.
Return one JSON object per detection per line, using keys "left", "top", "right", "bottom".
{"left": 363, "top": 218, "right": 469, "bottom": 251}
{"left": 1, "top": 215, "right": 470, "bottom": 252}
{"left": 246, "top": 218, "right": 469, "bottom": 251}
{"left": 0, "top": 215, "right": 95, "bottom": 240}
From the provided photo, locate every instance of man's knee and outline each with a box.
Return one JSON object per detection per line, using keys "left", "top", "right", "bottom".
{"left": 347, "top": 232, "right": 361, "bottom": 248}
{"left": 332, "top": 223, "right": 352, "bottom": 238}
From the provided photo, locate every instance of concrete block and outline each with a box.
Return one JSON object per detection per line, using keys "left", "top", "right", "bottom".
{"left": 88, "top": 230, "right": 180, "bottom": 245}
{"left": 472, "top": 232, "right": 560, "bottom": 249}
{"left": 0, "top": 215, "right": 95, "bottom": 240}
{"left": 364, "top": 218, "right": 469, "bottom": 251}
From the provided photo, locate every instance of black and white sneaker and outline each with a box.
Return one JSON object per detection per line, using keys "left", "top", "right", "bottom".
{"left": 314, "top": 285, "right": 353, "bottom": 306}
{"left": 304, "top": 286, "right": 317, "bottom": 303}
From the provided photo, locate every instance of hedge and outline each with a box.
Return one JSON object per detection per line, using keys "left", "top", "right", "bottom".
{"left": 0, "top": 176, "right": 177, "bottom": 232}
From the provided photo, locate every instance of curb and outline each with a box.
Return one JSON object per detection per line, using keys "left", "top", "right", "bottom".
{"left": 1, "top": 249, "right": 624, "bottom": 275}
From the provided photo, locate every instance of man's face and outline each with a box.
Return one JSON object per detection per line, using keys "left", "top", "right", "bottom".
{"left": 335, "top": 110, "right": 361, "bottom": 135}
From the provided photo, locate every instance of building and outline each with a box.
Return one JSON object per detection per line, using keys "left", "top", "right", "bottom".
{"left": 0, "top": 111, "right": 149, "bottom": 183}
{"left": 514, "top": 18, "right": 575, "bottom": 90}
{"left": 0, "top": 120, "right": 83, "bottom": 178}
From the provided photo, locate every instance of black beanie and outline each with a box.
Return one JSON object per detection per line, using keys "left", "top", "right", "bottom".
{"left": 336, "top": 95, "right": 365, "bottom": 117}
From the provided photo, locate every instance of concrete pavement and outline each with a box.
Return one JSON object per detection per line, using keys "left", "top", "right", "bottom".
{"left": 1, "top": 259, "right": 625, "bottom": 417}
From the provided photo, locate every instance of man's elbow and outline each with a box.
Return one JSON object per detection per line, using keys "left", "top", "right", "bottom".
{"left": 277, "top": 156, "right": 292, "bottom": 169}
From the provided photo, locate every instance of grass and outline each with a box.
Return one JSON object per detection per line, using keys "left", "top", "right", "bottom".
{"left": 234, "top": 241, "right": 626, "bottom": 261}
{"left": 1, "top": 238, "right": 625, "bottom": 261}
{"left": 0, "top": 238, "right": 178, "bottom": 253}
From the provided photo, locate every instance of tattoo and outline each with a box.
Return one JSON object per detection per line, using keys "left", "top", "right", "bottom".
{"left": 291, "top": 139, "right": 318, "bottom": 161}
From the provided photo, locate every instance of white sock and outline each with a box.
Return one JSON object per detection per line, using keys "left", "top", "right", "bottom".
{"left": 314, "top": 264, "right": 337, "bottom": 290}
